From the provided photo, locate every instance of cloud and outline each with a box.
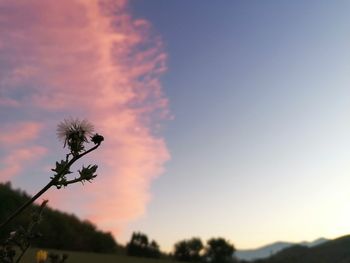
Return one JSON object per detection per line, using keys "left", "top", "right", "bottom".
{"left": 0, "top": 0, "right": 169, "bottom": 239}
{"left": 0, "top": 97, "right": 20, "bottom": 108}
{"left": 0, "top": 122, "right": 42, "bottom": 146}
{"left": 0, "top": 146, "right": 47, "bottom": 181}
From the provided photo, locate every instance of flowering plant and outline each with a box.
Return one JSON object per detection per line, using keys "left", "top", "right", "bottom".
{"left": 0, "top": 118, "right": 104, "bottom": 263}
{"left": 36, "top": 250, "right": 48, "bottom": 263}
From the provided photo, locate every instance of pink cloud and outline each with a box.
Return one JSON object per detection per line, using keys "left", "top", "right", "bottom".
{"left": 0, "top": 0, "right": 169, "bottom": 240}
{"left": 0, "top": 122, "right": 42, "bottom": 146}
{"left": 0, "top": 97, "right": 20, "bottom": 108}
{"left": 0, "top": 146, "right": 47, "bottom": 181}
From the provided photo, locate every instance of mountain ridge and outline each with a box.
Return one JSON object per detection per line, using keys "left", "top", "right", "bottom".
{"left": 256, "top": 235, "right": 350, "bottom": 263}
{"left": 236, "top": 237, "right": 328, "bottom": 261}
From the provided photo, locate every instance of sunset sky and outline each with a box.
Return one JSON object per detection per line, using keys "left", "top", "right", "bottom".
{"left": 1, "top": 0, "right": 350, "bottom": 252}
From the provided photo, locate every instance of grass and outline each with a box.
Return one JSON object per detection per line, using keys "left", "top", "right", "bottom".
{"left": 22, "top": 248, "right": 176, "bottom": 263}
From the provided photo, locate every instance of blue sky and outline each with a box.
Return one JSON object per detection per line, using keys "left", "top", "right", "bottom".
{"left": 127, "top": 0, "right": 350, "bottom": 250}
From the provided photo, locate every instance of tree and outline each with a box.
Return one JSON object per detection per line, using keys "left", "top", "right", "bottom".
{"left": 149, "top": 240, "right": 161, "bottom": 258}
{"left": 126, "top": 232, "right": 161, "bottom": 258}
{"left": 204, "top": 238, "right": 235, "bottom": 263}
{"left": 127, "top": 232, "right": 149, "bottom": 257}
{"left": 174, "top": 237, "right": 204, "bottom": 262}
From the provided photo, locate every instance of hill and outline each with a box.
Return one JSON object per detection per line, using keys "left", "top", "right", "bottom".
{"left": 22, "top": 248, "right": 175, "bottom": 263}
{"left": 256, "top": 235, "right": 350, "bottom": 263}
{"left": 0, "top": 182, "right": 119, "bottom": 253}
{"left": 236, "top": 238, "right": 328, "bottom": 261}
{"left": 236, "top": 242, "right": 295, "bottom": 261}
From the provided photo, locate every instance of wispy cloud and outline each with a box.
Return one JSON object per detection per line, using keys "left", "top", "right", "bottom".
{"left": 0, "top": 146, "right": 47, "bottom": 181}
{"left": 0, "top": 122, "right": 41, "bottom": 145}
{"left": 0, "top": 0, "right": 169, "bottom": 238}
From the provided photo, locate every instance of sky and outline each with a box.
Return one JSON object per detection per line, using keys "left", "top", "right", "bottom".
{"left": 1, "top": 0, "right": 350, "bottom": 252}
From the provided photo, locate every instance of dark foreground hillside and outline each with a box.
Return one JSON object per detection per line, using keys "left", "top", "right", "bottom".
{"left": 255, "top": 235, "right": 350, "bottom": 263}
{"left": 0, "top": 182, "right": 119, "bottom": 253}
{"left": 22, "top": 248, "right": 175, "bottom": 263}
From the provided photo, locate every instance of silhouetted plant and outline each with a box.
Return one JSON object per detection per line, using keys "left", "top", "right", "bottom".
{"left": 0, "top": 118, "right": 104, "bottom": 262}
{"left": 149, "top": 240, "right": 161, "bottom": 258}
{"left": 126, "top": 232, "right": 161, "bottom": 258}
{"left": 0, "top": 183, "right": 118, "bottom": 253}
{"left": 204, "top": 238, "right": 235, "bottom": 263}
{"left": 174, "top": 237, "right": 204, "bottom": 262}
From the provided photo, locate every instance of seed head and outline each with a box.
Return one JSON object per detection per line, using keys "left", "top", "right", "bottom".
{"left": 57, "top": 118, "right": 94, "bottom": 155}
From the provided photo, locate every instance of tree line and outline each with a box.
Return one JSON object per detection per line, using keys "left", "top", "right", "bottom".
{"left": 0, "top": 182, "right": 118, "bottom": 253}
{"left": 0, "top": 182, "right": 237, "bottom": 262}
{"left": 126, "top": 232, "right": 237, "bottom": 263}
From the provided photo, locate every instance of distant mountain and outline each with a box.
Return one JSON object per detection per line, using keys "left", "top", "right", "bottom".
{"left": 236, "top": 242, "right": 294, "bottom": 261}
{"left": 257, "top": 235, "right": 350, "bottom": 263}
{"left": 300, "top": 237, "right": 329, "bottom": 247}
{"left": 236, "top": 238, "right": 328, "bottom": 261}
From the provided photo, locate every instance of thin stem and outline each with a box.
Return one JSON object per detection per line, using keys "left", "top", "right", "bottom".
{"left": 0, "top": 181, "right": 53, "bottom": 232}
{"left": 15, "top": 244, "right": 29, "bottom": 263}
{"left": 60, "top": 176, "right": 94, "bottom": 186}
{"left": 0, "top": 143, "right": 101, "bottom": 232}
{"left": 70, "top": 143, "right": 100, "bottom": 163}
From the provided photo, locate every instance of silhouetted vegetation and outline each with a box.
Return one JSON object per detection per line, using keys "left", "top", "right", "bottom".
{"left": 173, "top": 237, "right": 236, "bottom": 263}
{"left": 8, "top": 178, "right": 350, "bottom": 263}
{"left": 174, "top": 238, "right": 203, "bottom": 262}
{"left": 0, "top": 182, "right": 118, "bottom": 253}
{"left": 126, "top": 232, "right": 161, "bottom": 258}
{"left": 204, "top": 238, "right": 236, "bottom": 263}
{"left": 0, "top": 119, "right": 105, "bottom": 263}
{"left": 5, "top": 177, "right": 350, "bottom": 263}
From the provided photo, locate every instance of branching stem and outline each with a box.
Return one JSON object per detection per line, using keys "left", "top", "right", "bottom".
{"left": 0, "top": 143, "right": 101, "bottom": 232}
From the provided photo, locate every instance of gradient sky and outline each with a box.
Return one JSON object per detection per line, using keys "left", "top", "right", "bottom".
{"left": 1, "top": 0, "right": 350, "bottom": 252}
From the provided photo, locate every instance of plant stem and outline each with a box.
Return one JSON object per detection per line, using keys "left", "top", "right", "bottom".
{"left": 0, "top": 143, "right": 101, "bottom": 232}
{"left": 0, "top": 181, "right": 53, "bottom": 232}
{"left": 15, "top": 244, "right": 29, "bottom": 263}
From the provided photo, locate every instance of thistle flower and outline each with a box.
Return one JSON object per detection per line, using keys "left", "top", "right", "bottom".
{"left": 57, "top": 118, "right": 94, "bottom": 142}
{"left": 57, "top": 118, "right": 94, "bottom": 156}
{"left": 36, "top": 250, "right": 48, "bottom": 263}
